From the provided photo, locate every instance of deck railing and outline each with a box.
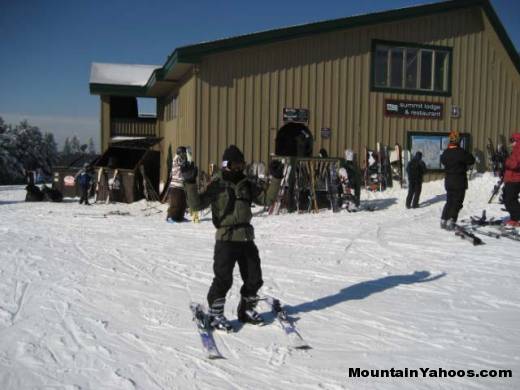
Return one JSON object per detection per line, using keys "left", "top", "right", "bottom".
{"left": 111, "top": 117, "right": 157, "bottom": 137}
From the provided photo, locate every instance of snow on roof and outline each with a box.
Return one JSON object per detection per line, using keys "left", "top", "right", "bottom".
{"left": 90, "top": 62, "right": 161, "bottom": 86}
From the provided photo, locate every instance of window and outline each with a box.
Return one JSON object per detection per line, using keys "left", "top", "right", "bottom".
{"left": 405, "top": 49, "right": 418, "bottom": 89}
{"left": 374, "top": 46, "right": 389, "bottom": 87}
{"left": 372, "top": 41, "right": 452, "bottom": 95}
{"left": 390, "top": 48, "right": 404, "bottom": 88}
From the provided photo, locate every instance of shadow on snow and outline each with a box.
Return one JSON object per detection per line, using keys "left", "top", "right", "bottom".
{"left": 286, "top": 270, "right": 446, "bottom": 315}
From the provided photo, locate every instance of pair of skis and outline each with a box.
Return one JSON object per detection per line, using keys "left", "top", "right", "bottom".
{"left": 452, "top": 224, "right": 484, "bottom": 246}
{"left": 190, "top": 297, "right": 309, "bottom": 359}
{"left": 462, "top": 212, "right": 520, "bottom": 242}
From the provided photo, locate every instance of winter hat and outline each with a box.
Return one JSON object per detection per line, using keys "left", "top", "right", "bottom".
{"left": 448, "top": 130, "right": 460, "bottom": 143}
{"left": 344, "top": 149, "right": 354, "bottom": 162}
{"left": 222, "top": 145, "right": 245, "bottom": 167}
{"left": 510, "top": 133, "right": 520, "bottom": 143}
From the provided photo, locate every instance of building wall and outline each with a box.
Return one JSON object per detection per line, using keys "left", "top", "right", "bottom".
{"left": 158, "top": 72, "right": 197, "bottom": 185}
{"left": 100, "top": 96, "right": 111, "bottom": 152}
{"left": 192, "top": 6, "right": 520, "bottom": 173}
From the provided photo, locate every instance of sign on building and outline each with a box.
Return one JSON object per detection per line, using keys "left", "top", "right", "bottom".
{"left": 283, "top": 108, "right": 309, "bottom": 123}
{"left": 385, "top": 99, "right": 443, "bottom": 119}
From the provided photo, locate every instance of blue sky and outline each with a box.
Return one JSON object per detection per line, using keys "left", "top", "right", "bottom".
{"left": 1, "top": 0, "right": 518, "bottom": 151}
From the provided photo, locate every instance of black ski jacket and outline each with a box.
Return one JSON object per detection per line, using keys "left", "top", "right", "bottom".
{"left": 406, "top": 158, "right": 427, "bottom": 183}
{"left": 440, "top": 144, "right": 475, "bottom": 190}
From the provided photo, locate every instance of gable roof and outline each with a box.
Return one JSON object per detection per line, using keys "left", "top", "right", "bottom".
{"left": 90, "top": 0, "right": 519, "bottom": 97}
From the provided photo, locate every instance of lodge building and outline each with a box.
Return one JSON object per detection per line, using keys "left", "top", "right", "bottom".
{"left": 89, "top": 0, "right": 520, "bottom": 188}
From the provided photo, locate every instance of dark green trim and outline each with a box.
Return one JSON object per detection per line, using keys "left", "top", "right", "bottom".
{"left": 370, "top": 39, "right": 453, "bottom": 97}
{"left": 89, "top": 83, "right": 148, "bottom": 97}
{"left": 171, "top": 0, "right": 478, "bottom": 59}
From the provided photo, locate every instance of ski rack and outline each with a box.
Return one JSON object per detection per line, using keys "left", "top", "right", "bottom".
{"left": 268, "top": 156, "right": 342, "bottom": 214}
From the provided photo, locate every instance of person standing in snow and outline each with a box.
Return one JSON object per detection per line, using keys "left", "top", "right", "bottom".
{"left": 440, "top": 130, "right": 475, "bottom": 230}
{"left": 182, "top": 145, "right": 283, "bottom": 331}
{"left": 166, "top": 146, "right": 188, "bottom": 222}
{"left": 75, "top": 163, "right": 92, "bottom": 205}
{"left": 339, "top": 149, "right": 361, "bottom": 210}
{"left": 406, "top": 151, "right": 427, "bottom": 209}
{"left": 503, "top": 133, "right": 520, "bottom": 227}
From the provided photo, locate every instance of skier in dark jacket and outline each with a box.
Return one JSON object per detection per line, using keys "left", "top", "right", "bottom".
{"left": 75, "top": 163, "right": 92, "bottom": 205}
{"left": 406, "top": 151, "right": 427, "bottom": 208}
{"left": 503, "top": 133, "right": 520, "bottom": 227}
{"left": 182, "top": 145, "right": 283, "bottom": 331}
{"left": 440, "top": 130, "right": 475, "bottom": 229}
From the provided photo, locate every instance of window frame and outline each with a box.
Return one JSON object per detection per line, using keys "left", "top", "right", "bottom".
{"left": 370, "top": 40, "right": 453, "bottom": 97}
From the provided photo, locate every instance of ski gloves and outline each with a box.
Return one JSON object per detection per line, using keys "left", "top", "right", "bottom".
{"left": 269, "top": 160, "right": 285, "bottom": 179}
{"left": 181, "top": 162, "right": 198, "bottom": 183}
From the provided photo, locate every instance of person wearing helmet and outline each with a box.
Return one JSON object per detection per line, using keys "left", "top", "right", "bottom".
{"left": 503, "top": 133, "right": 520, "bottom": 227}
{"left": 166, "top": 146, "right": 188, "bottom": 222}
{"left": 440, "top": 130, "right": 475, "bottom": 230}
{"left": 182, "top": 145, "right": 283, "bottom": 331}
{"left": 406, "top": 151, "right": 427, "bottom": 209}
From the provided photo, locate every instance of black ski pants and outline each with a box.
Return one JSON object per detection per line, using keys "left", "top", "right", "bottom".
{"left": 167, "top": 187, "right": 187, "bottom": 221}
{"left": 406, "top": 181, "right": 422, "bottom": 208}
{"left": 441, "top": 189, "right": 466, "bottom": 222}
{"left": 503, "top": 182, "right": 520, "bottom": 221}
{"left": 207, "top": 241, "right": 263, "bottom": 308}
{"left": 79, "top": 187, "right": 90, "bottom": 205}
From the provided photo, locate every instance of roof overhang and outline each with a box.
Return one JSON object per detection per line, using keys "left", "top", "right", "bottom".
{"left": 89, "top": 63, "right": 161, "bottom": 97}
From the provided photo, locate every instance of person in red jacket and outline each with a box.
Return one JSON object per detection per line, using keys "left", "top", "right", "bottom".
{"left": 503, "top": 133, "right": 520, "bottom": 227}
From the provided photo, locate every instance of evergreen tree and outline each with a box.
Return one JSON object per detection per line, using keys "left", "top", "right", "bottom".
{"left": 70, "top": 136, "right": 81, "bottom": 154}
{"left": 62, "top": 137, "right": 72, "bottom": 155}
{"left": 42, "top": 133, "right": 59, "bottom": 173}
{"left": 88, "top": 137, "right": 96, "bottom": 154}
{"left": 0, "top": 118, "right": 22, "bottom": 184}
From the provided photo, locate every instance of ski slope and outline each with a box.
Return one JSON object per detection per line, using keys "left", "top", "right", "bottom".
{"left": 0, "top": 174, "right": 518, "bottom": 389}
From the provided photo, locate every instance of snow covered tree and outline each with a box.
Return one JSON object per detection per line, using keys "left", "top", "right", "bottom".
{"left": 88, "top": 137, "right": 96, "bottom": 154}
{"left": 70, "top": 136, "right": 81, "bottom": 154}
{"left": 0, "top": 118, "right": 60, "bottom": 184}
{"left": 62, "top": 137, "right": 72, "bottom": 155}
{"left": 42, "top": 132, "right": 59, "bottom": 173}
{"left": 0, "top": 118, "right": 23, "bottom": 184}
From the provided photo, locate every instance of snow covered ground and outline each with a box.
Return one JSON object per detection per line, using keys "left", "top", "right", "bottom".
{"left": 0, "top": 173, "right": 518, "bottom": 390}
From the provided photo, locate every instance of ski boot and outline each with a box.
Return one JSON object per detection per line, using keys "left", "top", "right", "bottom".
{"left": 237, "top": 296, "right": 265, "bottom": 326}
{"left": 441, "top": 219, "right": 456, "bottom": 231}
{"left": 208, "top": 298, "right": 233, "bottom": 332}
{"left": 503, "top": 219, "right": 520, "bottom": 229}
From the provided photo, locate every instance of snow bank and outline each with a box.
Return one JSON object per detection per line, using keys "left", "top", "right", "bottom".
{"left": 0, "top": 173, "right": 518, "bottom": 389}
